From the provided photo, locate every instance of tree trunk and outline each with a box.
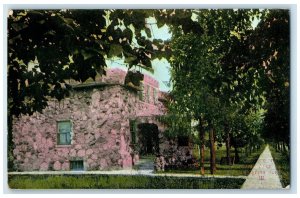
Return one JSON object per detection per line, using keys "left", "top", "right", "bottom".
{"left": 209, "top": 123, "right": 216, "bottom": 174}
{"left": 224, "top": 123, "right": 231, "bottom": 165}
{"left": 199, "top": 117, "right": 205, "bottom": 175}
{"left": 287, "top": 141, "right": 290, "bottom": 152}
{"left": 281, "top": 141, "right": 287, "bottom": 153}
{"left": 234, "top": 146, "right": 240, "bottom": 163}
{"left": 277, "top": 142, "right": 280, "bottom": 152}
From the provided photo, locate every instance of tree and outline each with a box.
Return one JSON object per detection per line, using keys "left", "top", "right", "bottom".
{"left": 250, "top": 10, "right": 290, "bottom": 151}
{"left": 168, "top": 9, "right": 267, "bottom": 173}
{"left": 9, "top": 10, "right": 107, "bottom": 116}
{"left": 8, "top": 10, "right": 163, "bottom": 116}
{"left": 225, "top": 106, "right": 265, "bottom": 162}
{"left": 196, "top": 9, "right": 266, "bottom": 166}
{"left": 170, "top": 32, "right": 221, "bottom": 174}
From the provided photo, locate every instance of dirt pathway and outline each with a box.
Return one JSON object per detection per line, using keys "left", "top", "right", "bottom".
{"left": 241, "top": 145, "right": 282, "bottom": 189}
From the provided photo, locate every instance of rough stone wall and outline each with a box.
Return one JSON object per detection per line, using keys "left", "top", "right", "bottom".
{"left": 12, "top": 85, "right": 141, "bottom": 171}
{"left": 102, "top": 68, "right": 127, "bottom": 84}
{"left": 12, "top": 91, "right": 168, "bottom": 171}
{"left": 12, "top": 68, "right": 171, "bottom": 172}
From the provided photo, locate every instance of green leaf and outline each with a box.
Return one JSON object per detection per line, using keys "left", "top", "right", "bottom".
{"left": 124, "top": 55, "right": 137, "bottom": 64}
{"left": 145, "top": 27, "right": 152, "bottom": 38}
{"left": 11, "top": 23, "right": 28, "bottom": 31}
{"left": 108, "top": 44, "right": 123, "bottom": 57}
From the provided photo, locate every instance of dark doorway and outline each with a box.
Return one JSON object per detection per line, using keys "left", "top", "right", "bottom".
{"left": 138, "top": 123, "right": 159, "bottom": 155}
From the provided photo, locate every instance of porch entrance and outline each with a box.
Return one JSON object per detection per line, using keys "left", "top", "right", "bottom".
{"left": 137, "top": 123, "right": 159, "bottom": 155}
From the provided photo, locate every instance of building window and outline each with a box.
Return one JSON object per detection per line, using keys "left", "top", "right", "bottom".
{"left": 57, "top": 120, "right": 72, "bottom": 145}
{"left": 146, "top": 85, "right": 150, "bottom": 103}
{"left": 130, "top": 120, "right": 137, "bottom": 144}
{"left": 138, "top": 84, "right": 144, "bottom": 101}
{"left": 70, "top": 160, "right": 84, "bottom": 171}
{"left": 148, "top": 86, "right": 151, "bottom": 103}
{"left": 153, "top": 88, "right": 158, "bottom": 104}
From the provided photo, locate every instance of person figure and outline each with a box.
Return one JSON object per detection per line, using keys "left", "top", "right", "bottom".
{"left": 159, "top": 155, "right": 166, "bottom": 171}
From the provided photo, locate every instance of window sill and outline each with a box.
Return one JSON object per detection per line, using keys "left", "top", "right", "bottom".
{"left": 56, "top": 145, "right": 72, "bottom": 148}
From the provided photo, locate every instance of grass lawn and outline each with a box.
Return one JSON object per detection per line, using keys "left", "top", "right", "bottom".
{"left": 8, "top": 145, "right": 264, "bottom": 189}
{"left": 159, "top": 145, "right": 265, "bottom": 176}
{"left": 269, "top": 145, "right": 290, "bottom": 187}
{"left": 8, "top": 174, "right": 245, "bottom": 189}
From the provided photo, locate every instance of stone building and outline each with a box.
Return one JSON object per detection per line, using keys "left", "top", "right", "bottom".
{"left": 11, "top": 68, "right": 177, "bottom": 171}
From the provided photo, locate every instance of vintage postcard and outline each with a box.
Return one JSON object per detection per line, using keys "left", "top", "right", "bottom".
{"left": 6, "top": 6, "right": 292, "bottom": 191}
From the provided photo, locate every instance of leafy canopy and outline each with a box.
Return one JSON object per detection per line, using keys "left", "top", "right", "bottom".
{"left": 8, "top": 9, "right": 202, "bottom": 117}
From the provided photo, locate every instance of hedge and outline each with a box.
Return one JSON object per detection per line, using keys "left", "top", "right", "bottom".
{"left": 8, "top": 174, "right": 245, "bottom": 189}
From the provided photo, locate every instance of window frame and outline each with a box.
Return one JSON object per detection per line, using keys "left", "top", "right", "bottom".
{"left": 138, "top": 83, "right": 144, "bottom": 101}
{"left": 146, "top": 84, "right": 150, "bottom": 103}
{"left": 153, "top": 88, "right": 158, "bottom": 104}
{"left": 70, "top": 160, "right": 84, "bottom": 171}
{"left": 57, "top": 120, "right": 73, "bottom": 145}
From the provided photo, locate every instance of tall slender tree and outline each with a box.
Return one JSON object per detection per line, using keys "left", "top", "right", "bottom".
{"left": 251, "top": 10, "right": 290, "bottom": 150}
